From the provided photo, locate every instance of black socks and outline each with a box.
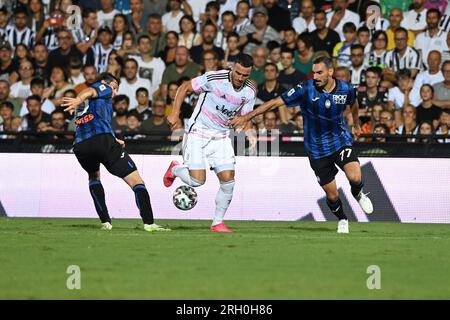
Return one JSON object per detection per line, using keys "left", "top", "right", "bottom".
{"left": 326, "top": 198, "right": 347, "bottom": 220}
{"left": 133, "top": 184, "right": 154, "bottom": 225}
{"left": 89, "top": 180, "right": 111, "bottom": 223}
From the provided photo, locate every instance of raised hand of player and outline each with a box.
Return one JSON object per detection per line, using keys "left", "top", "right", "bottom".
{"left": 167, "top": 113, "right": 180, "bottom": 130}
{"left": 61, "top": 97, "right": 82, "bottom": 115}
{"left": 229, "top": 115, "right": 247, "bottom": 133}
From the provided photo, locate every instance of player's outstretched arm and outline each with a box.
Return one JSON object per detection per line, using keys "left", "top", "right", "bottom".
{"left": 167, "top": 80, "right": 194, "bottom": 129}
{"left": 61, "top": 88, "right": 98, "bottom": 115}
{"left": 230, "top": 96, "right": 284, "bottom": 130}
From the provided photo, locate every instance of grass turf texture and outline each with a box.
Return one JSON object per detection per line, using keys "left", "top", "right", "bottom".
{"left": 1, "top": 217, "right": 450, "bottom": 299}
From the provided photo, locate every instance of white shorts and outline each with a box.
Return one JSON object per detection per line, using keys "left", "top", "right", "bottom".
{"left": 182, "top": 131, "right": 235, "bottom": 173}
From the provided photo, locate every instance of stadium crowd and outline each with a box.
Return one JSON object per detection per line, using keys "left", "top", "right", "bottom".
{"left": 0, "top": 0, "right": 449, "bottom": 143}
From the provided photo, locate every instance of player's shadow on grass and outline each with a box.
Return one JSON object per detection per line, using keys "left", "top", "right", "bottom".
{"left": 169, "top": 225, "right": 210, "bottom": 231}
{"left": 68, "top": 224, "right": 103, "bottom": 230}
{"left": 286, "top": 226, "right": 334, "bottom": 232}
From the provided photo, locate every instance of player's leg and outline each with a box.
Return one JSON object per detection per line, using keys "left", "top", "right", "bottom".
{"left": 309, "top": 155, "right": 349, "bottom": 233}
{"left": 209, "top": 137, "right": 236, "bottom": 233}
{"left": 102, "top": 135, "right": 169, "bottom": 231}
{"left": 335, "top": 147, "right": 373, "bottom": 214}
{"left": 73, "top": 137, "right": 111, "bottom": 229}
{"left": 164, "top": 133, "right": 207, "bottom": 187}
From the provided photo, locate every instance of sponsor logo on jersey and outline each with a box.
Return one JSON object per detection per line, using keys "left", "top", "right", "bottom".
{"left": 75, "top": 114, "right": 94, "bottom": 125}
{"left": 332, "top": 94, "right": 347, "bottom": 104}
{"left": 216, "top": 105, "right": 238, "bottom": 118}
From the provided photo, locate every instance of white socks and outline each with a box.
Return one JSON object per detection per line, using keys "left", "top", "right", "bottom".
{"left": 212, "top": 180, "right": 235, "bottom": 226}
{"left": 172, "top": 165, "right": 205, "bottom": 187}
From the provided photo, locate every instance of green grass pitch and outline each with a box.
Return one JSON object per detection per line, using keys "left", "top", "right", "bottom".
{"left": 1, "top": 217, "right": 450, "bottom": 299}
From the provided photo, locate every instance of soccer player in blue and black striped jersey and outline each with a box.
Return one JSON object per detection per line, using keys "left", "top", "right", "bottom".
{"left": 62, "top": 72, "right": 170, "bottom": 232}
{"left": 231, "top": 56, "right": 373, "bottom": 233}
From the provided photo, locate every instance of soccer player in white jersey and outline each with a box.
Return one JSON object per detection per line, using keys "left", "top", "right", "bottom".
{"left": 164, "top": 54, "right": 256, "bottom": 233}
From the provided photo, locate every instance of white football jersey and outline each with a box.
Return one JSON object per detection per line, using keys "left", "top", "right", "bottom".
{"left": 187, "top": 70, "right": 256, "bottom": 137}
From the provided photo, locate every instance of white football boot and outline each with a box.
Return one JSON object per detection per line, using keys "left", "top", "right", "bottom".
{"left": 356, "top": 191, "right": 374, "bottom": 214}
{"left": 101, "top": 222, "right": 113, "bottom": 230}
{"left": 337, "top": 219, "right": 349, "bottom": 234}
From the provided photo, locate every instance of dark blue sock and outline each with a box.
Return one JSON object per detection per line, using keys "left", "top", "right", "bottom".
{"left": 89, "top": 180, "right": 111, "bottom": 223}
{"left": 326, "top": 198, "right": 347, "bottom": 220}
{"left": 133, "top": 184, "right": 154, "bottom": 225}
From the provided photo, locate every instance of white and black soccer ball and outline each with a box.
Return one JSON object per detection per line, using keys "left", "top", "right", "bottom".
{"left": 173, "top": 185, "right": 198, "bottom": 211}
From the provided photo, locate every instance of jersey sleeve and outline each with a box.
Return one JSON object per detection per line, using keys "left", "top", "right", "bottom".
{"left": 281, "top": 82, "right": 305, "bottom": 108}
{"left": 240, "top": 92, "right": 256, "bottom": 116}
{"left": 92, "top": 82, "right": 113, "bottom": 99}
{"left": 191, "top": 72, "right": 213, "bottom": 94}
{"left": 346, "top": 84, "right": 357, "bottom": 105}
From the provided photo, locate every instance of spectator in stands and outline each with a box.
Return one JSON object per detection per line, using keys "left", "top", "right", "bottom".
{"left": 112, "top": 94, "right": 130, "bottom": 134}
{"left": 32, "top": 43, "right": 49, "bottom": 81}
{"left": 371, "top": 103, "right": 385, "bottom": 125}
{"left": 327, "top": 0, "right": 360, "bottom": 41}
{"left": 135, "top": 87, "right": 153, "bottom": 121}
{"left": 129, "top": 0, "right": 146, "bottom": 34}
{"left": 164, "top": 80, "right": 193, "bottom": 121}
{"left": 0, "top": 41, "right": 18, "bottom": 83}
{"left": 396, "top": 104, "right": 419, "bottom": 142}
{"left": 278, "top": 49, "right": 307, "bottom": 90}
{"left": 442, "top": 32, "right": 450, "bottom": 63}
{"left": 178, "top": 15, "right": 202, "bottom": 50}
{"left": 21, "top": 94, "right": 51, "bottom": 132}
{"left": 356, "top": 26, "right": 370, "bottom": 53}
{"left": 388, "top": 69, "right": 419, "bottom": 127}
{"left": 266, "top": 41, "right": 282, "bottom": 72}
{"left": 223, "top": 32, "right": 241, "bottom": 68}
{"left": 123, "top": 111, "right": 145, "bottom": 140}
{"left": 147, "top": 14, "right": 167, "bottom": 58}
{"left": 47, "top": 28, "right": 85, "bottom": 74}
{"left": 35, "top": 8, "right": 62, "bottom": 52}
{"left": 432, "top": 61, "right": 450, "bottom": 109}
{"left": 310, "top": 9, "right": 341, "bottom": 57}
{"left": 379, "top": 109, "right": 396, "bottom": 134}
{"left": 131, "top": 34, "right": 166, "bottom": 99}
{"left": 281, "top": 27, "right": 297, "bottom": 52}
{"left": 349, "top": 44, "right": 366, "bottom": 87}
{"left": 190, "top": 22, "right": 224, "bottom": 65}
{"left": 411, "top": 50, "right": 444, "bottom": 102}
{"left": 372, "top": 123, "right": 390, "bottom": 143}
{"left": 141, "top": 97, "right": 170, "bottom": 133}
{"left": 44, "top": 65, "right": 75, "bottom": 108}
{"left": 199, "top": 50, "right": 220, "bottom": 74}
{"left": 37, "top": 109, "right": 68, "bottom": 139}
{"left": 13, "top": 44, "right": 32, "bottom": 67}
{"left": 0, "top": 6, "right": 8, "bottom": 41}
{"left": 365, "top": 30, "right": 388, "bottom": 69}
{"left": 69, "top": 57, "right": 85, "bottom": 86}
{"left": 417, "top": 120, "right": 435, "bottom": 143}
{"left": 292, "top": 0, "right": 316, "bottom": 35}
{"left": 72, "top": 8, "right": 99, "bottom": 56}
{"left": 414, "top": 9, "right": 448, "bottom": 69}
{"left": 118, "top": 58, "right": 151, "bottom": 110}
{"left": 74, "top": 64, "right": 99, "bottom": 94}
{"left": 92, "top": 26, "right": 114, "bottom": 73}
{"left": 160, "top": 46, "right": 200, "bottom": 98}
{"left": 215, "top": 11, "right": 236, "bottom": 52}
{"left": 198, "top": 1, "right": 220, "bottom": 32}
{"left": 111, "top": 14, "right": 129, "bottom": 50}
{"left": 334, "top": 66, "right": 351, "bottom": 83}
{"left": 436, "top": 109, "right": 450, "bottom": 143}
{"left": 386, "top": 8, "right": 416, "bottom": 52}
{"left": 402, "top": 0, "right": 428, "bottom": 36}
{"left": 384, "top": 27, "right": 421, "bottom": 81}
{"left": 357, "top": 67, "right": 388, "bottom": 121}
{"left": 19, "top": 77, "right": 55, "bottom": 117}
{"left": 158, "top": 31, "right": 179, "bottom": 65}
{"left": 234, "top": 0, "right": 251, "bottom": 33}
{"left": 5, "top": 6, "right": 35, "bottom": 51}
{"left": 97, "top": 0, "right": 120, "bottom": 29}
{"left": 0, "top": 101, "right": 15, "bottom": 135}
{"left": 10, "top": 60, "right": 34, "bottom": 103}
{"left": 249, "top": 46, "right": 268, "bottom": 86}
{"left": 0, "top": 80, "right": 20, "bottom": 116}
{"left": 251, "top": 112, "right": 266, "bottom": 132}
{"left": 238, "top": 5, "right": 280, "bottom": 56}
{"left": 106, "top": 52, "right": 124, "bottom": 80}
{"left": 263, "top": 110, "right": 278, "bottom": 132}
{"left": 333, "top": 22, "right": 357, "bottom": 68}
{"left": 162, "top": 0, "right": 192, "bottom": 33}
{"left": 257, "top": 62, "right": 285, "bottom": 102}
{"left": 416, "top": 84, "right": 441, "bottom": 129}
{"left": 293, "top": 34, "right": 314, "bottom": 76}
{"left": 264, "top": 0, "right": 291, "bottom": 33}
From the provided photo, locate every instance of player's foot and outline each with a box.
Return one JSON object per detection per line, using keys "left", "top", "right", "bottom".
{"left": 144, "top": 223, "right": 171, "bottom": 232}
{"left": 337, "top": 219, "right": 349, "bottom": 234}
{"left": 101, "top": 222, "right": 112, "bottom": 230}
{"left": 210, "top": 222, "right": 233, "bottom": 233}
{"left": 163, "top": 160, "right": 179, "bottom": 187}
{"left": 356, "top": 191, "right": 374, "bottom": 214}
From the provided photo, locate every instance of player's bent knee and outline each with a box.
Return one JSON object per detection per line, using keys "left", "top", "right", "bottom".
{"left": 123, "top": 170, "right": 144, "bottom": 188}
{"left": 190, "top": 177, "right": 205, "bottom": 187}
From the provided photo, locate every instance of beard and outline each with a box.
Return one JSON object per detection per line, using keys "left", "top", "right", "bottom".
{"left": 115, "top": 110, "right": 128, "bottom": 116}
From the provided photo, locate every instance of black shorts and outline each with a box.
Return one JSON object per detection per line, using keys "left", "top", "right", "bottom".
{"left": 308, "top": 146, "right": 359, "bottom": 186}
{"left": 73, "top": 134, "right": 137, "bottom": 178}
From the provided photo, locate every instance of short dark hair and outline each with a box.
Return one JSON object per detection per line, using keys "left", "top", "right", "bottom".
{"left": 127, "top": 110, "right": 142, "bottom": 121}
{"left": 51, "top": 109, "right": 65, "bottom": 119}
{"left": 366, "top": 66, "right": 382, "bottom": 77}
{"left": 357, "top": 26, "right": 370, "bottom": 35}
{"left": 82, "top": 8, "right": 97, "bottom": 19}
{"left": 31, "top": 77, "right": 45, "bottom": 88}
{"left": 124, "top": 58, "right": 138, "bottom": 68}
{"left": 313, "top": 56, "right": 334, "bottom": 69}
{"left": 427, "top": 8, "right": 441, "bottom": 19}
{"left": 99, "top": 72, "right": 120, "bottom": 85}
{"left": 396, "top": 68, "right": 411, "bottom": 80}
{"left": 395, "top": 27, "right": 408, "bottom": 37}
{"left": 206, "top": 1, "right": 220, "bottom": 11}
{"left": 314, "top": 9, "right": 326, "bottom": 16}
{"left": 343, "top": 22, "right": 356, "bottom": 33}
{"left": 297, "top": 33, "right": 313, "bottom": 49}
{"left": 351, "top": 44, "right": 365, "bottom": 52}
{"left": 0, "top": 101, "right": 14, "bottom": 110}
{"left": 227, "top": 31, "right": 240, "bottom": 41}
{"left": 148, "top": 13, "right": 162, "bottom": 21}
{"left": 137, "top": 34, "right": 151, "bottom": 44}
{"left": 264, "top": 62, "right": 279, "bottom": 71}
{"left": 234, "top": 53, "right": 254, "bottom": 68}
{"left": 26, "top": 94, "right": 42, "bottom": 104}
{"left": 113, "top": 94, "right": 129, "bottom": 105}
{"left": 222, "top": 10, "right": 236, "bottom": 20}
{"left": 280, "top": 48, "right": 294, "bottom": 57}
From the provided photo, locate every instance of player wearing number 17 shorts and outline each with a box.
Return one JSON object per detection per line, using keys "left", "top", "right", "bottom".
{"left": 231, "top": 56, "right": 373, "bottom": 234}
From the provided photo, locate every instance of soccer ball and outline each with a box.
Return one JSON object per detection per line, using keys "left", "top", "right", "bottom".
{"left": 173, "top": 185, "right": 198, "bottom": 211}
